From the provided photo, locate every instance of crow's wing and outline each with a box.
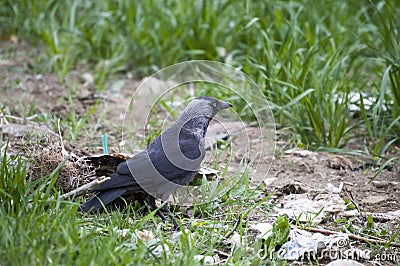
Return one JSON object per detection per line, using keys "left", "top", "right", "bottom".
{"left": 94, "top": 151, "right": 151, "bottom": 192}
{"left": 79, "top": 188, "right": 128, "bottom": 212}
{"left": 80, "top": 151, "right": 157, "bottom": 212}
{"left": 94, "top": 130, "right": 204, "bottom": 199}
{"left": 92, "top": 147, "right": 180, "bottom": 198}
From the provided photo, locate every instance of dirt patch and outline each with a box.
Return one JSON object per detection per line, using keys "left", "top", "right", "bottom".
{"left": 268, "top": 150, "right": 400, "bottom": 213}
{"left": 0, "top": 44, "right": 400, "bottom": 208}
{"left": 2, "top": 42, "right": 399, "bottom": 213}
{"left": 1, "top": 41, "right": 399, "bottom": 265}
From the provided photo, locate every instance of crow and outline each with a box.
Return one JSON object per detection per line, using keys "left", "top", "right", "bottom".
{"left": 79, "top": 96, "right": 232, "bottom": 229}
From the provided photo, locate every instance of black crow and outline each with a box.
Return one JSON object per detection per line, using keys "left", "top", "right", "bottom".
{"left": 79, "top": 96, "right": 232, "bottom": 228}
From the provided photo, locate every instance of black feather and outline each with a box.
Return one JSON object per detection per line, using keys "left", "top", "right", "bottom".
{"left": 79, "top": 188, "right": 127, "bottom": 212}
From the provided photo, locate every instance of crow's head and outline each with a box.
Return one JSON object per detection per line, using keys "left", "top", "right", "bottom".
{"left": 183, "top": 96, "right": 232, "bottom": 118}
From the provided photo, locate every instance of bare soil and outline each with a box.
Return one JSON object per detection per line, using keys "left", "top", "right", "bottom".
{"left": 1, "top": 42, "right": 399, "bottom": 265}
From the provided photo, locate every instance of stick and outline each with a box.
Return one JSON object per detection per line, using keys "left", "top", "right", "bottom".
{"left": 4, "top": 114, "right": 38, "bottom": 122}
{"left": 213, "top": 249, "right": 230, "bottom": 258}
{"left": 224, "top": 214, "right": 241, "bottom": 239}
{"left": 57, "top": 118, "right": 68, "bottom": 158}
{"left": 59, "top": 176, "right": 110, "bottom": 200}
{"left": 297, "top": 226, "right": 400, "bottom": 247}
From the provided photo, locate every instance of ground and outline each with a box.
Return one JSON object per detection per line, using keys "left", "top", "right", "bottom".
{"left": 1, "top": 42, "right": 399, "bottom": 265}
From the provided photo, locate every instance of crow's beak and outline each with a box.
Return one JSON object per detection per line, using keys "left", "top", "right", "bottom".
{"left": 220, "top": 100, "right": 233, "bottom": 110}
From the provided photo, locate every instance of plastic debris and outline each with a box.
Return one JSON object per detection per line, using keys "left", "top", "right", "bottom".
{"left": 276, "top": 227, "right": 349, "bottom": 260}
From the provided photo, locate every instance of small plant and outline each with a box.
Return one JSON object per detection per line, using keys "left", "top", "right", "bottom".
{"left": 255, "top": 216, "right": 290, "bottom": 260}
{"left": 1, "top": 1, "right": 400, "bottom": 264}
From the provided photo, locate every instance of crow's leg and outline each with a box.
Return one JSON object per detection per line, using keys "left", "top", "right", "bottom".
{"left": 160, "top": 201, "right": 179, "bottom": 230}
{"left": 147, "top": 196, "right": 179, "bottom": 230}
{"left": 147, "top": 196, "right": 168, "bottom": 221}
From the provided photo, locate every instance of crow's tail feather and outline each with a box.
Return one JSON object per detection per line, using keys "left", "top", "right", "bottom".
{"left": 79, "top": 188, "right": 127, "bottom": 213}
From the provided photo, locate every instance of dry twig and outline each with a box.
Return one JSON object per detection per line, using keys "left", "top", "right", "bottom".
{"left": 59, "top": 176, "right": 110, "bottom": 200}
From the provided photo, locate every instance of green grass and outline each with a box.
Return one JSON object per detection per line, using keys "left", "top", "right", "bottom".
{"left": 1, "top": 0, "right": 400, "bottom": 264}
{"left": 1, "top": 0, "right": 399, "bottom": 152}
{"left": 0, "top": 145, "right": 276, "bottom": 265}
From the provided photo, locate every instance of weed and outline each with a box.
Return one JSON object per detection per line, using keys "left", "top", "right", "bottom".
{"left": 1, "top": 1, "right": 400, "bottom": 264}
